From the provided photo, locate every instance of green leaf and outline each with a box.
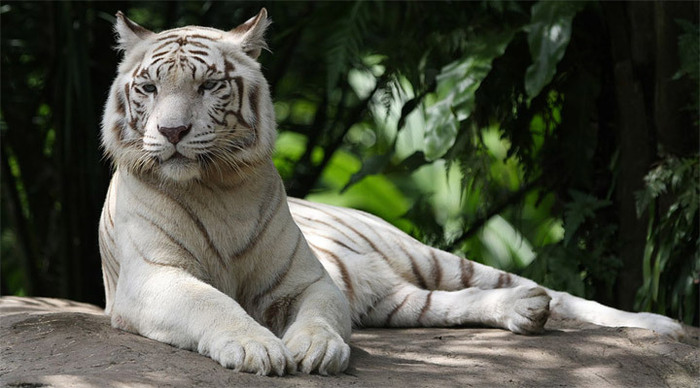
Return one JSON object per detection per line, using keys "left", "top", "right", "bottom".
{"left": 524, "top": 1, "right": 585, "bottom": 100}
{"left": 423, "top": 30, "right": 516, "bottom": 161}
{"left": 425, "top": 97, "right": 460, "bottom": 160}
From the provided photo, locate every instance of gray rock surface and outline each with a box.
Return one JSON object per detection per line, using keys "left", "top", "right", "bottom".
{"left": 1, "top": 296, "right": 698, "bottom": 387}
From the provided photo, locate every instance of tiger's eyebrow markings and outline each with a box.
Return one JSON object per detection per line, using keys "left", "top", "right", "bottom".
{"left": 205, "top": 64, "right": 219, "bottom": 76}
{"left": 156, "top": 58, "right": 176, "bottom": 79}
{"left": 150, "top": 51, "right": 169, "bottom": 59}
{"left": 188, "top": 34, "right": 220, "bottom": 41}
{"left": 224, "top": 60, "right": 235, "bottom": 74}
{"left": 190, "top": 56, "right": 209, "bottom": 66}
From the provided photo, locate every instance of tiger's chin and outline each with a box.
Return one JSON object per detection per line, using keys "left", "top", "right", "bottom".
{"left": 158, "top": 156, "right": 202, "bottom": 182}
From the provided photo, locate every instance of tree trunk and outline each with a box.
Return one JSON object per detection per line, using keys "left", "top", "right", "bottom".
{"left": 604, "top": 2, "right": 654, "bottom": 311}
{"left": 603, "top": 1, "right": 697, "bottom": 310}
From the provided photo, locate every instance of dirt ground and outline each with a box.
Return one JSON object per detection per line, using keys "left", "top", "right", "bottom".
{"left": 1, "top": 296, "right": 698, "bottom": 388}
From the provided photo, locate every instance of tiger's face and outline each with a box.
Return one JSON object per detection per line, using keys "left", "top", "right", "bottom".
{"left": 102, "top": 10, "right": 275, "bottom": 183}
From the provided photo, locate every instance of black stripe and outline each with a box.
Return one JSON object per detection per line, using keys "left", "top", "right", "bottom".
{"left": 134, "top": 210, "right": 204, "bottom": 269}
{"left": 429, "top": 251, "right": 443, "bottom": 289}
{"left": 251, "top": 232, "right": 304, "bottom": 305}
{"left": 496, "top": 273, "right": 512, "bottom": 288}
{"left": 397, "top": 242, "right": 428, "bottom": 289}
{"left": 150, "top": 50, "right": 169, "bottom": 59}
{"left": 385, "top": 293, "right": 412, "bottom": 326}
{"left": 248, "top": 83, "right": 260, "bottom": 128}
{"left": 126, "top": 232, "right": 190, "bottom": 272}
{"left": 98, "top": 233, "right": 119, "bottom": 281}
{"left": 134, "top": 179, "right": 229, "bottom": 270}
{"left": 460, "top": 259, "right": 473, "bottom": 288}
{"left": 294, "top": 217, "right": 363, "bottom": 255}
{"left": 293, "top": 214, "right": 361, "bottom": 251}
{"left": 417, "top": 291, "right": 433, "bottom": 324}
{"left": 291, "top": 200, "right": 393, "bottom": 265}
{"left": 308, "top": 243, "right": 355, "bottom": 303}
{"left": 224, "top": 60, "right": 236, "bottom": 74}
{"left": 230, "top": 179, "right": 285, "bottom": 259}
{"left": 123, "top": 84, "right": 135, "bottom": 131}
{"left": 188, "top": 34, "right": 219, "bottom": 42}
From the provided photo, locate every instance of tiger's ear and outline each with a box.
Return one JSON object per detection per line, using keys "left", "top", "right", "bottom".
{"left": 230, "top": 8, "right": 271, "bottom": 60}
{"left": 114, "top": 11, "right": 154, "bottom": 52}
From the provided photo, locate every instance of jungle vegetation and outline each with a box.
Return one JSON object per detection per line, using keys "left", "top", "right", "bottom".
{"left": 1, "top": 1, "right": 698, "bottom": 325}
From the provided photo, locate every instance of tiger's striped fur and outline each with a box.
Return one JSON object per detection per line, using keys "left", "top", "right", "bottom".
{"left": 99, "top": 9, "right": 684, "bottom": 377}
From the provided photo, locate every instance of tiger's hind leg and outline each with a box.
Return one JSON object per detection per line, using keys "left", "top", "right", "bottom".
{"left": 358, "top": 282, "right": 551, "bottom": 335}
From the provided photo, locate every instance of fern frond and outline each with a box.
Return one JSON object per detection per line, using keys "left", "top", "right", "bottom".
{"left": 324, "top": 2, "right": 372, "bottom": 93}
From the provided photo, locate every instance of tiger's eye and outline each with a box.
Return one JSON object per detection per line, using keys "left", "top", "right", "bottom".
{"left": 142, "top": 84, "right": 157, "bottom": 93}
{"left": 201, "top": 80, "right": 218, "bottom": 91}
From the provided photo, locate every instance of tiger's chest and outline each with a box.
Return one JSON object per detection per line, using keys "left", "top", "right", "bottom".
{"left": 109, "top": 169, "right": 288, "bottom": 291}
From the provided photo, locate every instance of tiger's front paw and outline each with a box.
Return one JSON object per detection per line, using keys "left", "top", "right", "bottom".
{"left": 283, "top": 322, "right": 351, "bottom": 375}
{"left": 201, "top": 329, "right": 296, "bottom": 376}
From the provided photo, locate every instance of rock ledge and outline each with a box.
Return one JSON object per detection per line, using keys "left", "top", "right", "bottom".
{"left": 1, "top": 296, "right": 698, "bottom": 387}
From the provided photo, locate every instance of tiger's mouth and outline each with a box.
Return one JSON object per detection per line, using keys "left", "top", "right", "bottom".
{"left": 160, "top": 150, "right": 196, "bottom": 164}
{"left": 169, "top": 152, "right": 189, "bottom": 161}
{"left": 159, "top": 151, "right": 198, "bottom": 169}
{"left": 158, "top": 151, "right": 202, "bottom": 182}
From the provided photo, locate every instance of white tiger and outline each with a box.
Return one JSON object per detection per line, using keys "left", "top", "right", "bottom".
{"left": 99, "top": 8, "right": 685, "bottom": 376}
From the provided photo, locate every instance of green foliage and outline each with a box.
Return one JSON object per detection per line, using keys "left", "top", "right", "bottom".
{"left": 635, "top": 156, "right": 699, "bottom": 323}
{"left": 524, "top": 1, "right": 586, "bottom": 99}
{"left": 563, "top": 190, "right": 611, "bottom": 246}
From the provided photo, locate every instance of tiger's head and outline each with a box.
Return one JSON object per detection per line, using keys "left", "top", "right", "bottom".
{"left": 102, "top": 9, "right": 275, "bottom": 183}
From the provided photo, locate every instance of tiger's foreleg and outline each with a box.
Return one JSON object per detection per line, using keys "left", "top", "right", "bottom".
{"left": 359, "top": 283, "right": 551, "bottom": 334}
{"left": 110, "top": 257, "right": 296, "bottom": 376}
{"left": 281, "top": 269, "right": 352, "bottom": 375}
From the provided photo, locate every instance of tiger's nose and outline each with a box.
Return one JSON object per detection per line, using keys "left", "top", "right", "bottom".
{"left": 158, "top": 125, "right": 192, "bottom": 144}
